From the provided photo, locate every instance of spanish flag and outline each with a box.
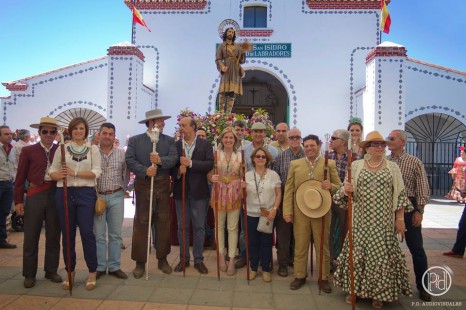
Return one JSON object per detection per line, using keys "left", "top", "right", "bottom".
{"left": 132, "top": 6, "right": 151, "bottom": 32}
{"left": 380, "top": 0, "right": 391, "bottom": 34}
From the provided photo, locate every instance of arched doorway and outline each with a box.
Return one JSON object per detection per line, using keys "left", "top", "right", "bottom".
{"left": 405, "top": 113, "right": 466, "bottom": 195}
{"left": 55, "top": 108, "right": 106, "bottom": 136}
{"left": 226, "top": 70, "right": 288, "bottom": 124}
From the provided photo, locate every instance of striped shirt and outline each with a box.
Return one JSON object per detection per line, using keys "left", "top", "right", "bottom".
{"left": 97, "top": 147, "right": 128, "bottom": 192}
{"left": 272, "top": 147, "right": 304, "bottom": 190}
{"left": 388, "top": 150, "right": 430, "bottom": 208}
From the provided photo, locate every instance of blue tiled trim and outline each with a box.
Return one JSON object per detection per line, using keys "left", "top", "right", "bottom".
{"left": 137, "top": 45, "right": 160, "bottom": 109}
{"left": 406, "top": 65, "right": 466, "bottom": 85}
{"left": 208, "top": 59, "right": 298, "bottom": 126}
{"left": 405, "top": 106, "right": 466, "bottom": 121}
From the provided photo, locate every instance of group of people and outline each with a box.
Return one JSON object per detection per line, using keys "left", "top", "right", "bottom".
{"left": 1, "top": 109, "right": 465, "bottom": 309}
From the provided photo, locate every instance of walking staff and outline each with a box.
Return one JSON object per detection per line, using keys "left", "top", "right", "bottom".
{"left": 346, "top": 138, "right": 356, "bottom": 310}
{"left": 145, "top": 125, "right": 160, "bottom": 280}
{"left": 181, "top": 134, "right": 187, "bottom": 277}
{"left": 241, "top": 140, "right": 250, "bottom": 284}
{"left": 213, "top": 143, "right": 220, "bottom": 280}
{"left": 60, "top": 129, "right": 73, "bottom": 295}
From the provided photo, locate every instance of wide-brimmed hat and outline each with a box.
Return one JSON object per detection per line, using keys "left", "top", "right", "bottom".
{"left": 359, "top": 131, "right": 385, "bottom": 148}
{"left": 295, "top": 180, "right": 331, "bottom": 218}
{"left": 138, "top": 109, "right": 171, "bottom": 124}
{"left": 30, "top": 117, "right": 59, "bottom": 129}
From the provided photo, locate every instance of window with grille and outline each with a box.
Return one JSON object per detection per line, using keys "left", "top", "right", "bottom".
{"left": 244, "top": 6, "right": 267, "bottom": 28}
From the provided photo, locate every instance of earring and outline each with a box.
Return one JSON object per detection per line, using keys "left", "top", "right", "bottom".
{"left": 364, "top": 153, "right": 371, "bottom": 161}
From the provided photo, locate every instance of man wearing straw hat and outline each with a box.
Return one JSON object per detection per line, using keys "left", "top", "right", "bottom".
{"left": 14, "top": 117, "right": 62, "bottom": 288}
{"left": 283, "top": 134, "right": 340, "bottom": 292}
{"left": 126, "top": 109, "right": 178, "bottom": 278}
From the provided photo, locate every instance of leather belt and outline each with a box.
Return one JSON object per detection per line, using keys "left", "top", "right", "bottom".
{"left": 99, "top": 187, "right": 123, "bottom": 195}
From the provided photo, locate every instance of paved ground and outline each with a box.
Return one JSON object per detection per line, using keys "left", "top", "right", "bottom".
{"left": 0, "top": 197, "right": 465, "bottom": 310}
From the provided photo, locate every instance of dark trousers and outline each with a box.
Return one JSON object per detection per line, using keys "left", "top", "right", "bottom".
{"left": 275, "top": 206, "right": 294, "bottom": 267}
{"left": 247, "top": 216, "right": 273, "bottom": 272}
{"left": 0, "top": 181, "right": 13, "bottom": 243}
{"left": 23, "top": 188, "right": 60, "bottom": 278}
{"left": 56, "top": 187, "right": 97, "bottom": 272}
{"left": 405, "top": 209, "right": 428, "bottom": 290}
{"left": 329, "top": 201, "right": 347, "bottom": 263}
{"left": 452, "top": 204, "right": 466, "bottom": 256}
{"left": 132, "top": 175, "right": 171, "bottom": 262}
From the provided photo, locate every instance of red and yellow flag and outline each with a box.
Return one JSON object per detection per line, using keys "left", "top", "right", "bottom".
{"left": 132, "top": 6, "right": 151, "bottom": 32}
{"left": 380, "top": 0, "right": 391, "bottom": 34}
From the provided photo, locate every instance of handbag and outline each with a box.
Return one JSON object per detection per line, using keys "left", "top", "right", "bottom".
{"left": 257, "top": 214, "right": 273, "bottom": 234}
{"left": 95, "top": 187, "right": 107, "bottom": 216}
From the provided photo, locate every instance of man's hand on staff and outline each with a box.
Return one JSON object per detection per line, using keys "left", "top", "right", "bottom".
{"left": 322, "top": 180, "right": 332, "bottom": 191}
{"left": 343, "top": 181, "right": 354, "bottom": 196}
{"left": 180, "top": 156, "right": 191, "bottom": 167}
{"left": 178, "top": 165, "right": 187, "bottom": 176}
{"left": 146, "top": 166, "right": 157, "bottom": 177}
{"left": 55, "top": 165, "right": 75, "bottom": 179}
{"left": 150, "top": 152, "right": 161, "bottom": 165}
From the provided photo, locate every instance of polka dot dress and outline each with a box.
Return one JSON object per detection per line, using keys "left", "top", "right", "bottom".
{"left": 333, "top": 168, "right": 413, "bottom": 302}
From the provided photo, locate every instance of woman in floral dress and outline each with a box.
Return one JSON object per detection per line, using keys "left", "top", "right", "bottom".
{"left": 211, "top": 127, "right": 242, "bottom": 275}
{"left": 333, "top": 131, "right": 413, "bottom": 309}
{"left": 446, "top": 146, "right": 466, "bottom": 203}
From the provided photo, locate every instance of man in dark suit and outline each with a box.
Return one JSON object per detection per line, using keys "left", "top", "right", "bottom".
{"left": 14, "top": 117, "right": 62, "bottom": 288}
{"left": 125, "top": 109, "right": 178, "bottom": 278}
{"left": 173, "top": 117, "right": 213, "bottom": 274}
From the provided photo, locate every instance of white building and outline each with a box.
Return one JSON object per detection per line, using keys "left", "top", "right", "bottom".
{"left": 2, "top": 0, "right": 465, "bottom": 193}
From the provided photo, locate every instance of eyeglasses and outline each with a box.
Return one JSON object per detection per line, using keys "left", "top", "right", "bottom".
{"left": 41, "top": 130, "right": 57, "bottom": 135}
{"left": 276, "top": 130, "right": 287, "bottom": 133}
{"left": 331, "top": 136, "right": 342, "bottom": 141}
{"left": 288, "top": 136, "right": 301, "bottom": 141}
{"left": 255, "top": 155, "right": 267, "bottom": 159}
{"left": 387, "top": 136, "right": 396, "bottom": 141}
{"left": 368, "top": 142, "right": 387, "bottom": 148}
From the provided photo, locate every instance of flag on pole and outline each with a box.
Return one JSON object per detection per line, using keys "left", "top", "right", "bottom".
{"left": 132, "top": 6, "right": 151, "bottom": 32}
{"left": 380, "top": 0, "right": 391, "bottom": 34}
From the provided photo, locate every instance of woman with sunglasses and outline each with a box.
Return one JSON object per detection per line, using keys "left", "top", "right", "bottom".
{"left": 50, "top": 117, "right": 101, "bottom": 291}
{"left": 243, "top": 146, "right": 281, "bottom": 282}
{"left": 333, "top": 131, "right": 413, "bottom": 309}
{"left": 211, "top": 127, "right": 242, "bottom": 275}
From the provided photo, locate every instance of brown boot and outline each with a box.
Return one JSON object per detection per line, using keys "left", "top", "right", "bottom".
{"left": 225, "top": 96, "right": 235, "bottom": 114}
{"left": 218, "top": 95, "right": 226, "bottom": 113}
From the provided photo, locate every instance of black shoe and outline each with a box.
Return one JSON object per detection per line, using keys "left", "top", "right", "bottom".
{"left": 290, "top": 278, "right": 306, "bottom": 290}
{"left": 133, "top": 262, "right": 145, "bottom": 279}
{"left": 235, "top": 256, "right": 247, "bottom": 269}
{"left": 278, "top": 265, "right": 288, "bottom": 277}
{"left": 96, "top": 270, "right": 106, "bottom": 280}
{"left": 320, "top": 280, "right": 332, "bottom": 293}
{"left": 0, "top": 241, "right": 16, "bottom": 249}
{"left": 24, "top": 277, "right": 36, "bottom": 288}
{"left": 158, "top": 258, "right": 173, "bottom": 274}
{"left": 109, "top": 269, "right": 128, "bottom": 279}
{"left": 174, "top": 260, "right": 190, "bottom": 273}
{"left": 419, "top": 288, "right": 432, "bottom": 301}
{"left": 194, "top": 262, "right": 208, "bottom": 274}
{"left": 45, "top": 272, "right": 62, "bottom": 283}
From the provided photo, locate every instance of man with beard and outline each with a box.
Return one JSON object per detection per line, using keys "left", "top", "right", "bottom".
{"left": 126, "top": 109, "right": 178, "bottom": 278}
{"left": 215, "top": 27, "right": 246, "bottom": 114}
{"left": 14, "top": 117, "right": 62, "bottom": 287}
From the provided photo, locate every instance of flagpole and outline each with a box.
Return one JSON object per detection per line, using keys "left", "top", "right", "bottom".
{"left": 131, "top": 0, "right": 136, "bottom": 44}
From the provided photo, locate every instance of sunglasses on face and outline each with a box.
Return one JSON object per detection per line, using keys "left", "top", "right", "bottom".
{"left": 255, "top": 155, "right": 267, "bottom": 159}
{"left": 288, "top": 136, "right": 301, "bottom": 141}
{"left": 41, "top": 130, "right": 57, "bottom": 135}
{"left": 331, "top": 136, "right": 342, "bottom": 141}
{"left": 368, "top": 142, "right": 386, "bottom": 148}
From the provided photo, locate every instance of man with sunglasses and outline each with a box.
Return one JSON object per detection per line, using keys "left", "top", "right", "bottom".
{"left": 14, "top": 117, "right": 62, "bottom": 288}
{"left": 387, "top": 129, "right": 431, "bottom": 302}
{"left": 328, "top": 129, "right": 350, "bottom": 271}
{"left": 270, "top": 123, "right": 290, "bottom": 153}
{"left": 272, "top": 128, "right": 304, "bottom": 277}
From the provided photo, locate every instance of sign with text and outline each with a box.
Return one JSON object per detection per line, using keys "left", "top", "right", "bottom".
{"left": 247, "top": 43, "right": 291, "bottom": 58}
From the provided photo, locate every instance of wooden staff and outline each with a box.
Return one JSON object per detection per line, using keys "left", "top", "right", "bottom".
{"left": 145, "top": 125, "right": 160, "bottom": 280}
{"left": 241, "top": 140, "right": 250, "bottom": 284}
{"left": 318, "top": 134, "right": 330, "bottom": 294}
{"left": 181, "top": 134, "right": 187, "bottom": 277}
{"left": 346, "top": 138, "right": 356, "bottom": 310}
{"left": 213, "top": 143, "right": 220, "bottom": 280}
{"left": 60, "top": 130, "right": 72, "bottom": 295}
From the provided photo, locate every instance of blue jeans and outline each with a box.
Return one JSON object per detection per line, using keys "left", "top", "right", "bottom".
{"left": 175, "top": 197, "right": 208, "bottom": 264}
{"left": 247, "top": 216, "right": 273, "bottom": 272}
{"left": 56, "top": 187, "right": 97, "bottom": 272}
{"left": 0, "top": 181, "right": 14, "bottom": 243}
{"left": 94, "top": 190, "right": 124, "bottom": 272}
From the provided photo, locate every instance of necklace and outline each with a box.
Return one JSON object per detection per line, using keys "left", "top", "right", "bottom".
{"left": 223, "top": 150, "right": 232, "bottom": 174}
{"left": 366, "top": 157, "right": 384, "bottom": 169}
{"left": 305, "top": 155, "right": 321, "bottom": 179}
{"left": 67, "top": 143, "right": 90, "bottom": 162}
{"left": 253, "top": 168, "right": 268, "bottom": 201}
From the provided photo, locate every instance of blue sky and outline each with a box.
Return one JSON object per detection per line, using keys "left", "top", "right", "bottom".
{"left": 1, "top": 0, "right": 465, "bottom": 97}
